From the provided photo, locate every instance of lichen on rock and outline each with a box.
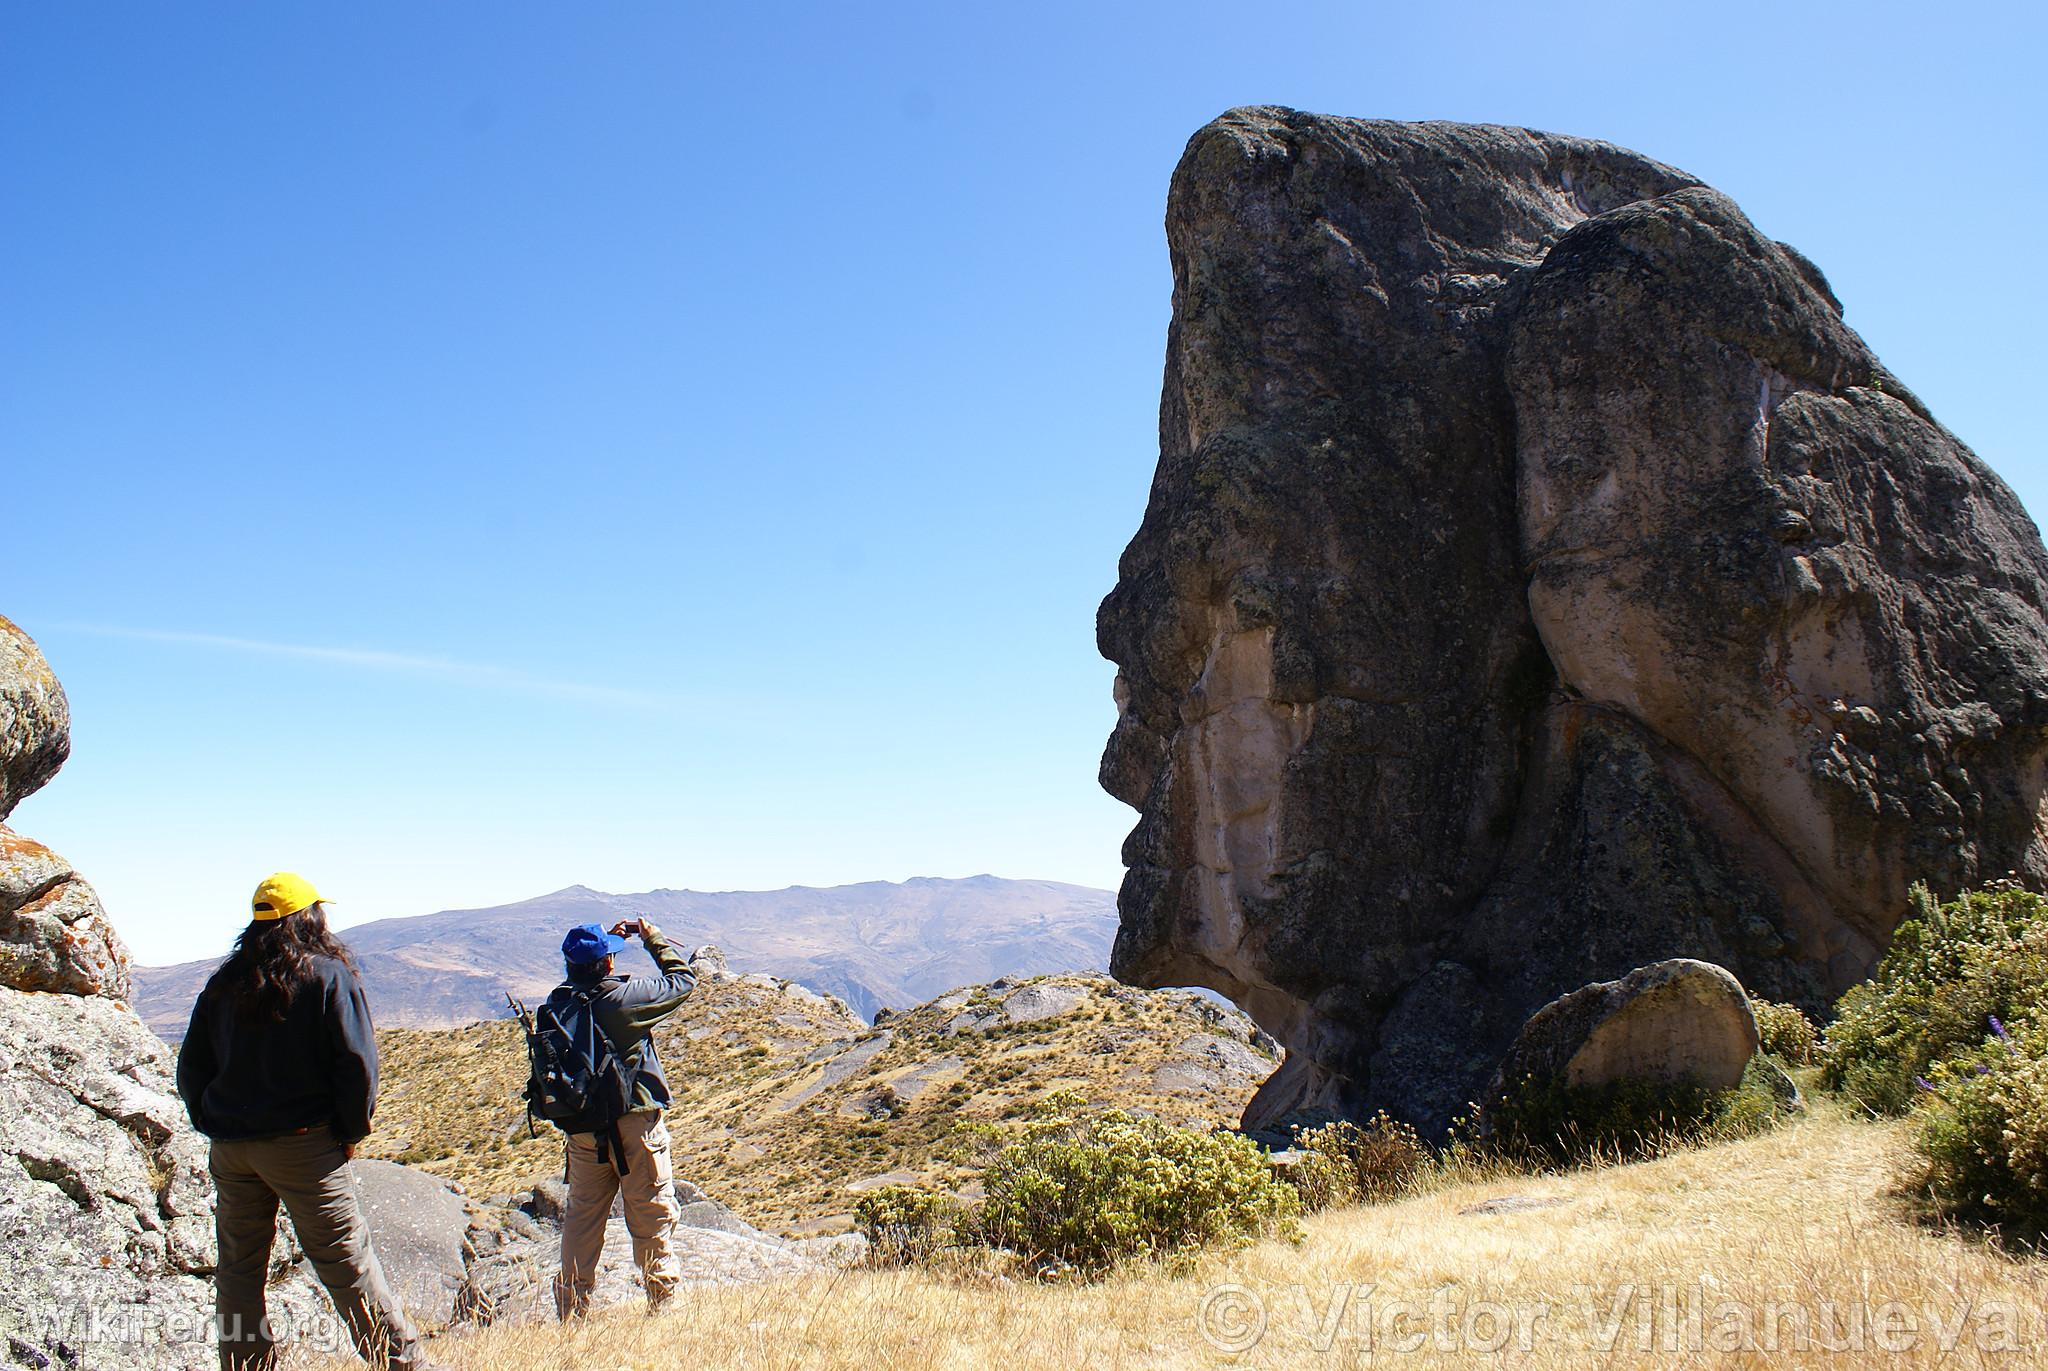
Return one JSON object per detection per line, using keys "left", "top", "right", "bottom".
{"left": 0, "top": 615, "right": 69, "bottom": 825}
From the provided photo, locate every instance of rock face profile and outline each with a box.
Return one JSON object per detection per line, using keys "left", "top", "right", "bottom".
{"left": 1098, "top": 108, "right": 2048, "bottom": 1135}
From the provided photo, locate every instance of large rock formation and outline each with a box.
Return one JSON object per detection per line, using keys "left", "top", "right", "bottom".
{"left": 1098, "top": 108, "right": 2048, "bottom": 1135}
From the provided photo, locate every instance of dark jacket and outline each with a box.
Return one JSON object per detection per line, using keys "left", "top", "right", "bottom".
{"left": 176, "top": 953, "right": 380, "bottom": 1144}
{"left": 553, "top": 930, "right": 695, "bottom": 1114}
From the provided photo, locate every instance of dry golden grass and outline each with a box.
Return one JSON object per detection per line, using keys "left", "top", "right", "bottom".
{"left": 294, "top": 1101, "right": 2047, "bottom": 1369}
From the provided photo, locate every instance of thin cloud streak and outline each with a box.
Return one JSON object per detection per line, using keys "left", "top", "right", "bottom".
{"left": 60, "top": 624, "right": 676, "bottom": 710}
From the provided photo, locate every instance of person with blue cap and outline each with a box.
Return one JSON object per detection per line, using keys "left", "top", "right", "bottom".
{"left": 549, "top": 915, "right": 696, "bottom": 1318}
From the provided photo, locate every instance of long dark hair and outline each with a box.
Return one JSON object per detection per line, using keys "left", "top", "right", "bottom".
{"left": 209, "top": 902, "right": 358, "bottom": 1023}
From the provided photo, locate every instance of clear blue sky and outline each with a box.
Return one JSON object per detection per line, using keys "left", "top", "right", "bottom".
{"left": 4, "top": 2, "right": 2041, "bottom": 966}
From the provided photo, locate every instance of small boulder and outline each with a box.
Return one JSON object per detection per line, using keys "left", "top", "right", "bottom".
{"left": 1001, "top": 982, "right": 1083, "bottom": 1023}
{"left": 521, "top": 1177, "right": 568, "bottom": 1224}
{"left": 1484, "top": 959, "right": 1760, "bottom": 1106}
{"left": 675, "top": 1198, "right": 772, "bottom": 1242}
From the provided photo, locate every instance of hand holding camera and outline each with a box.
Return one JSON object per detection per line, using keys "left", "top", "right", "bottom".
{"left": 608, "top": 918, "right": 661, "bottom": 943}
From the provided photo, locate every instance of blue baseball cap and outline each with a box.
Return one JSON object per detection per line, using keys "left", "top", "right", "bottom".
{"left": 562, "top": 922, "right": 628, "bottom": 964}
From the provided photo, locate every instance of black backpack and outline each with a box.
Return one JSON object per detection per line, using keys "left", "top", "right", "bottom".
{"left": 510, "top": 985, "right": 635, "bottom": 1174}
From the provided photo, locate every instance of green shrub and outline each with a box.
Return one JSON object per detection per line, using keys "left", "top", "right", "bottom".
{"left": 1288, "top": 1113, "right": 1427, "bottom": 1212}
{"left": 1821, "top": 882, "right": 2048, "bottom": 1114}
{"left": 1751, "top": 999, "right": 1820, "bottom": 1066}
{"left": 1911, "top": 1021, "right": 2048, "bottom": 1241}
{"left": 852, "top": 1184, "right": 964, "bottom": 1266}
{"left": 972, "top": 1102, "right": 1299, "bottom": 1273}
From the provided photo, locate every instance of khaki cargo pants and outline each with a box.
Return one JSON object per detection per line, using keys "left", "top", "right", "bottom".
{"left": 210, "top": 1125, "right": 425, "bottom": 1371}
{"left": 553, "top": 1110, "right": 680, "bottom": 1318}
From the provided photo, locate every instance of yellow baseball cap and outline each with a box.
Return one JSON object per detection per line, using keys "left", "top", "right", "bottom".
{"left": 251, "top": 871, "right": 326, "bottom": 922}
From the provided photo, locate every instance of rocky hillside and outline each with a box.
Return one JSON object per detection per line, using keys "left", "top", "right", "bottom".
{"left": 362, "top": 946, "right": 1278, "bottom": 1233}
{"left": 1097, "top": 108, "right": 2048, "bottom": 1138}
{"left": 3, "top": 616, "right": 895, "bottom": 1361}
{"left": 134, "top": 876, "right": 1116, "bottom": 1035}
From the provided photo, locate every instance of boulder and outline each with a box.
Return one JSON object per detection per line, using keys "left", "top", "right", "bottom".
{"left": 998, "top": 982, "right": 1083, "bottom": 1023}
{"left": 521, "top": 1177, "right": 569, "bottom": 1225}
{"left": 337, "top": 1159, "right": 478, "bottom": 1328}
{"left": 456, "top": 1197, "right": 823, "bottom": 1327}
{"left": 0, "top": 616, "right": 68, "bottom": 823}
{"left": 0, "top": 827, "right": 132, "bottom": 1001}
{"left": 1482, "top": 960, "right": 1760, "bottom": 1109}
{"left": 1097, "top": 108, "right": 2048, "bottom": 1136}
{"left": 675, "top": 1197, "right": 773, "bottom": 1243}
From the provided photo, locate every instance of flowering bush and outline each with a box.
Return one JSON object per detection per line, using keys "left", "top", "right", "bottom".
{"left": 971, "top": 1098, "right": 1299, "bottom": 1273}
{"left": 852, "top": 1184, "right": 965, "bottom": 1267}
{"left": 1822, "top": 882, "right": 2048, "bottom": 1114}
{"left": 1907, "top": 1012, "right": 2048, "bottom": 1238}
{"left": 1750, "top": 999, "right": 1820, "bottom": 1066}
{"left": 1288, "top": 1113, "right": 1427, "bottom": 1211}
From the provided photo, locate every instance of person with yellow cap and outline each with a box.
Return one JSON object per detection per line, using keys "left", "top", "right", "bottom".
{"left": 176, "top": 874, "right": 436, "bottom": 1371}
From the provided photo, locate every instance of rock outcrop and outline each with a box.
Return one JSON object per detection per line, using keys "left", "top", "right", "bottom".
{"left": 1, "top": 828, "right": 133, "bottom": 1000}
{"left": 0, "top": 617, "right": 130, "bottom": 1002}
{"left": 0, "top": 619, "right": 220, "bottom": 1369}
{"left": 1098, "top": 108, "right": 2048, "bottom": 1135}
{"left": 454, "top": 1183, "right": 849, "bottom": 1327}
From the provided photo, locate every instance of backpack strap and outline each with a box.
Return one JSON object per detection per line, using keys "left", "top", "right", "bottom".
{"left": 565, "top": 983, "right": 632, "bottom": 1176}
{"left": 593, "top": 1120, "right": 630, "bottom": 1177}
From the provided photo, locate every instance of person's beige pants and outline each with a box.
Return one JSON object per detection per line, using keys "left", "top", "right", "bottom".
{"left": 209, "top": 1125, "right": 425, "bottom": 1371}
{"left": 553, "top": 1110, "right": 681, "bottom": 1318}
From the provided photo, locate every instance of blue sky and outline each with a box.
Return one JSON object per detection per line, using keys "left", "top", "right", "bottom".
{"left": 4, "top": 2, "right": 2041, "bottom": 966}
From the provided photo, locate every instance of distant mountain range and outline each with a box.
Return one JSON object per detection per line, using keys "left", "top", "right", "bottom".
{"left": 131, "top": 876, "right": 1119, "bottom": 1037}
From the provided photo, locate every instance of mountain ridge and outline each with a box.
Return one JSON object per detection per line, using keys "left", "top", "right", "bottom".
{"left": 131, "top": 875, "right": 1118, "bottom": 1037}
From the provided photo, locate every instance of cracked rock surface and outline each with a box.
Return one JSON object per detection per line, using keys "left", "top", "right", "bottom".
{"left": 1098, "top": 108, "right": 2048, "bottom": 1135}
{"left": 0, "top": 618, "right": 222, "bottom": 1368}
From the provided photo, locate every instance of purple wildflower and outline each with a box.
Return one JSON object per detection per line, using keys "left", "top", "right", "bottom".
{"left": 1989, "top": 1015, "right": 2009, "bottom": 1041}
{"left": 1915, "top": 1076, "right": 1937, "bottom": 1093}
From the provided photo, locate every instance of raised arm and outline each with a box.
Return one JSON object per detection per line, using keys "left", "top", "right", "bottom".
{"left": 608, "top": 921, "right": 696, "bottom": 1034}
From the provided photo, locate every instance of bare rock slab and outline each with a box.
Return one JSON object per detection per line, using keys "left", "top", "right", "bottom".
{"left": 339, "top": 1159, "right": 478, "bottom": 1328}
{"left": 0, "top": 986, "right": 217, "bottom": 1370}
